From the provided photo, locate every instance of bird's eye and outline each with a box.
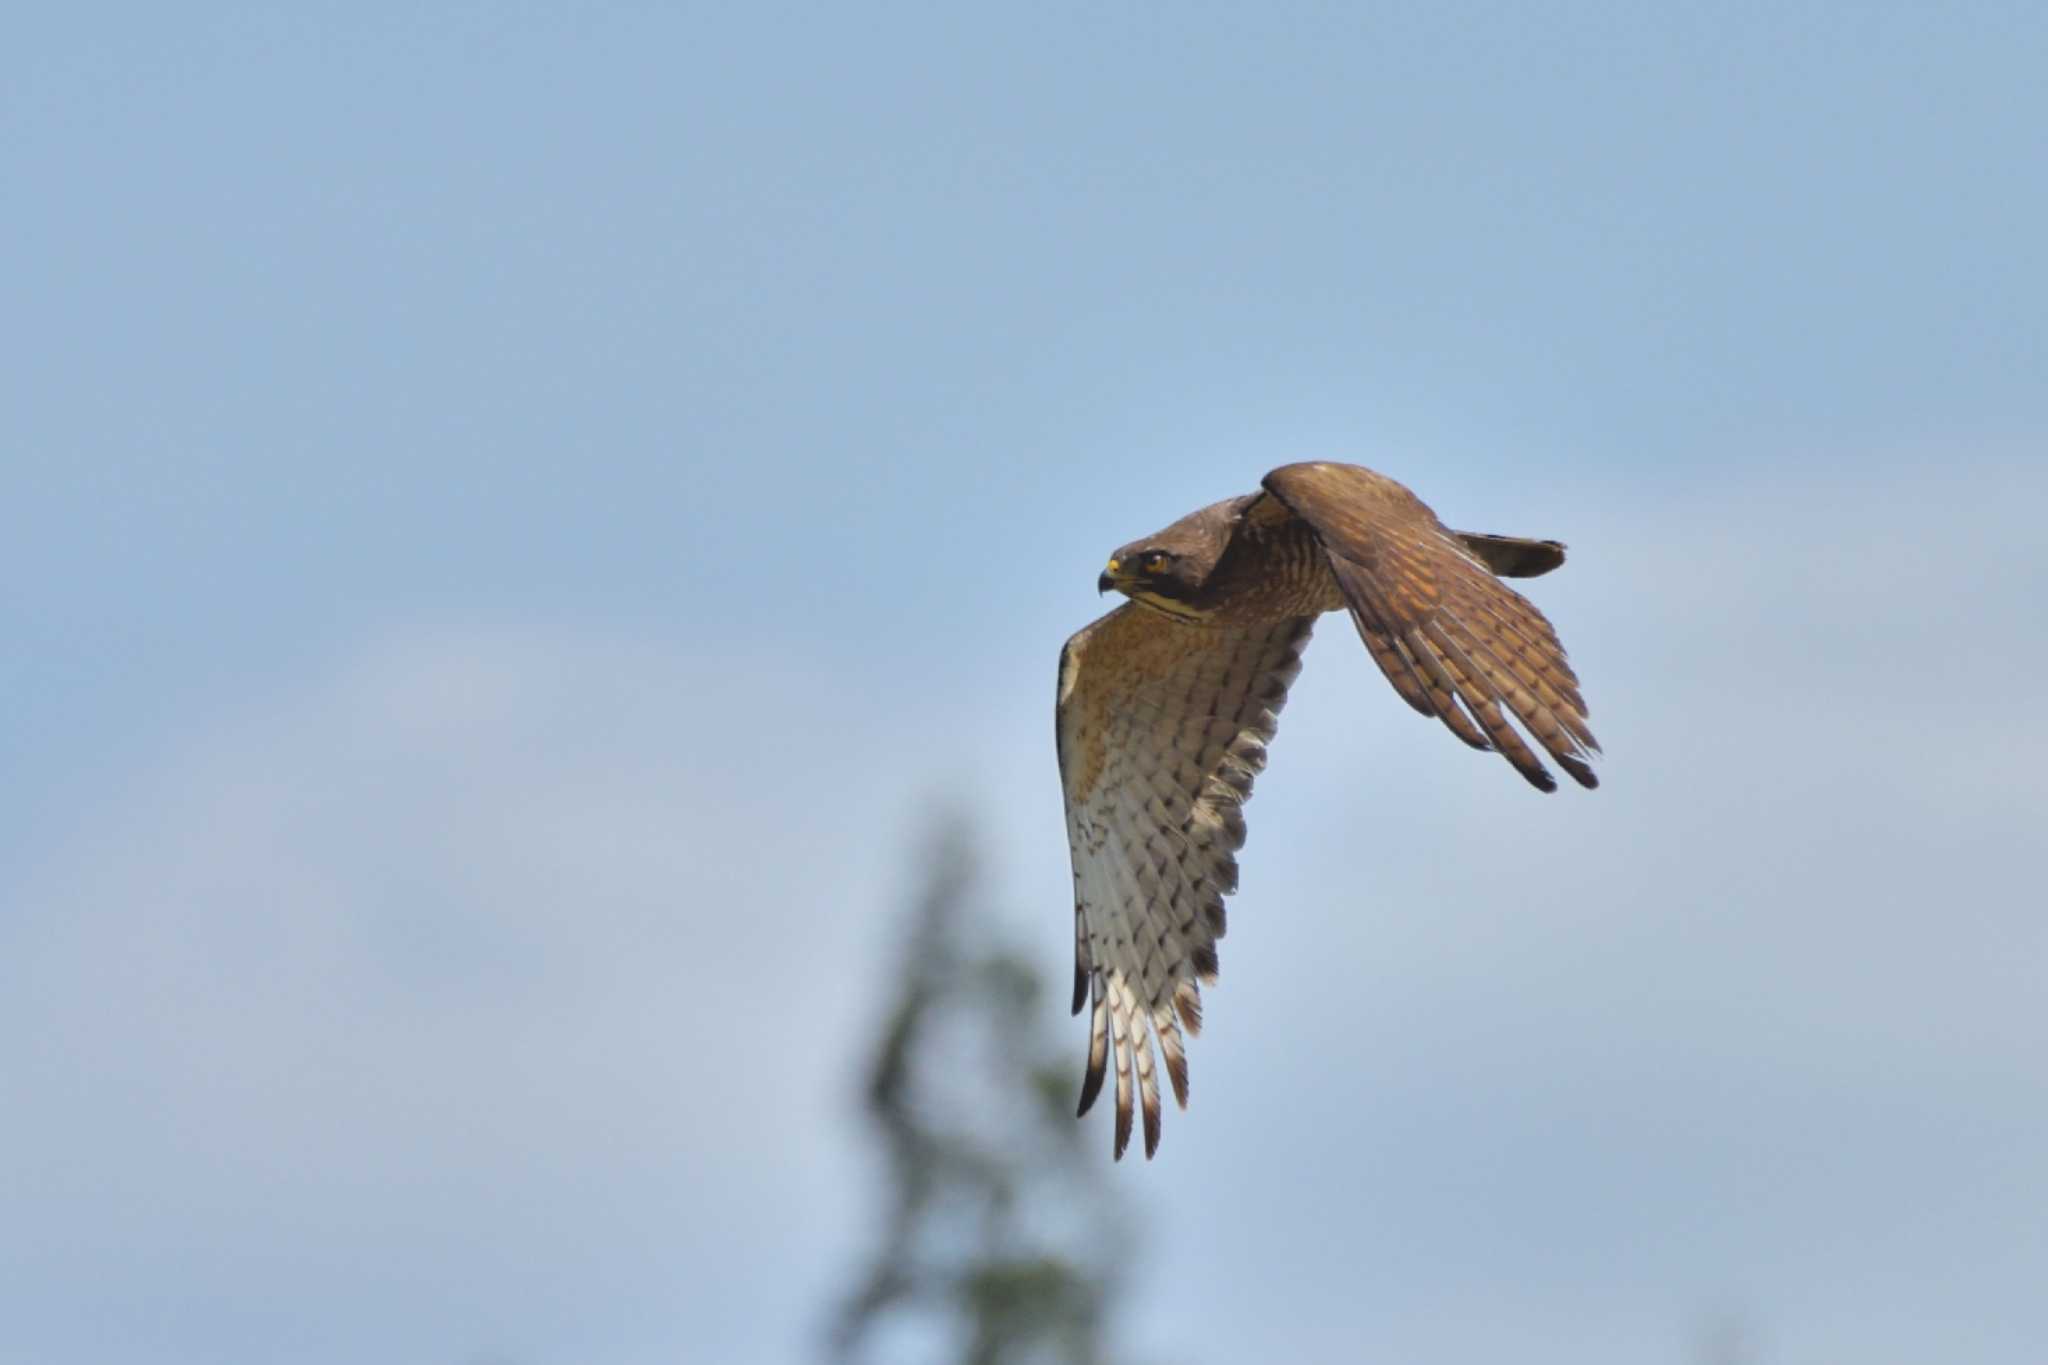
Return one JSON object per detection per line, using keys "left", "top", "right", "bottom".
{"left": 1142, "top": 552, "right": 1170, "bottom": 574}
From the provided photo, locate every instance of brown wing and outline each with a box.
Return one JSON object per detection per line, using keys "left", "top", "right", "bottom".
{"left": 1259, "top": 461, "right": 1599, "bottom": 792}
{"left": 1056, "top": 603, "right": 1314, "bottom": 1159}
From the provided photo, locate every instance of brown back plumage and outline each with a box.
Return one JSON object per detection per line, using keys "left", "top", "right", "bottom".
{"left": 1258, "top": 462, "right": 1599, "bottom": 792}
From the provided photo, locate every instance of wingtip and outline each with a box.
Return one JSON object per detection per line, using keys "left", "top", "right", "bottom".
{"left": 1160, "top": 1027, "right": 1190, "bottom": 1109}
{"left": 1076, "top": 1061, "right": 1105, "bottom": 1118}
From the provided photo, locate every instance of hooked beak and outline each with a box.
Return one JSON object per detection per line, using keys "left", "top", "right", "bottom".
{"left": 1097, "top": 558, "right": 1122, "bottom": 595}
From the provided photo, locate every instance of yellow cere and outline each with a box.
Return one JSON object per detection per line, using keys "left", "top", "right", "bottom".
{"left": 1105, "top": 558, "right": 1122, "bottom": 574}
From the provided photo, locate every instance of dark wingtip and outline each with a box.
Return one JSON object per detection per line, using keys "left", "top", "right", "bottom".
{"left": 1076, "top": 1059, "right": 1105, "bottom": 1119}
{"left": 1561, "top": 754, "right": 1599, "bottom": 790}
{"left": 1163, "top": 1046, "right": 1189, "bottom": 1109}
{"left": 1455, "top": 531, "right": 1569, "bottom": 578}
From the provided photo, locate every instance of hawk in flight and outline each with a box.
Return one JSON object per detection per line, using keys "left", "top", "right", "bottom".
{"left": 1057, "top": 461, "right": 1599, "bottom": 1159}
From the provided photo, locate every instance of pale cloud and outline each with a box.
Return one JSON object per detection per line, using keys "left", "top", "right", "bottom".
{"left": 1, "top": 625, "right": 912, "bottom": 1365}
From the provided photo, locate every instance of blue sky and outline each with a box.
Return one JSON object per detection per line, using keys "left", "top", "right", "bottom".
{"left": 5, "top": 4, "right": 2047, "bottom": 1363}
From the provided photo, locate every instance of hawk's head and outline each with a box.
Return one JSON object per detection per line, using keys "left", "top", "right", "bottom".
{"left": 1098, "top": 546, "right": 1207, "bottom": 618}
{"left": 1099, "top": 545, "right": 1195, "bottom": 593}
{"left": 1097, "top": 495, "right": 1248, "bottom": 620}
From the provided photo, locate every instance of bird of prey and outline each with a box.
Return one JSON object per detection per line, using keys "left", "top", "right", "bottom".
{"left": 1056, "top": 461, "right": 1599, "bottom": 1159}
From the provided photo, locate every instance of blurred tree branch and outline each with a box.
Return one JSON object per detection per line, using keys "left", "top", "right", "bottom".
{"left": 827, "top": 815, "right": 1135, "bottom": 1365}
